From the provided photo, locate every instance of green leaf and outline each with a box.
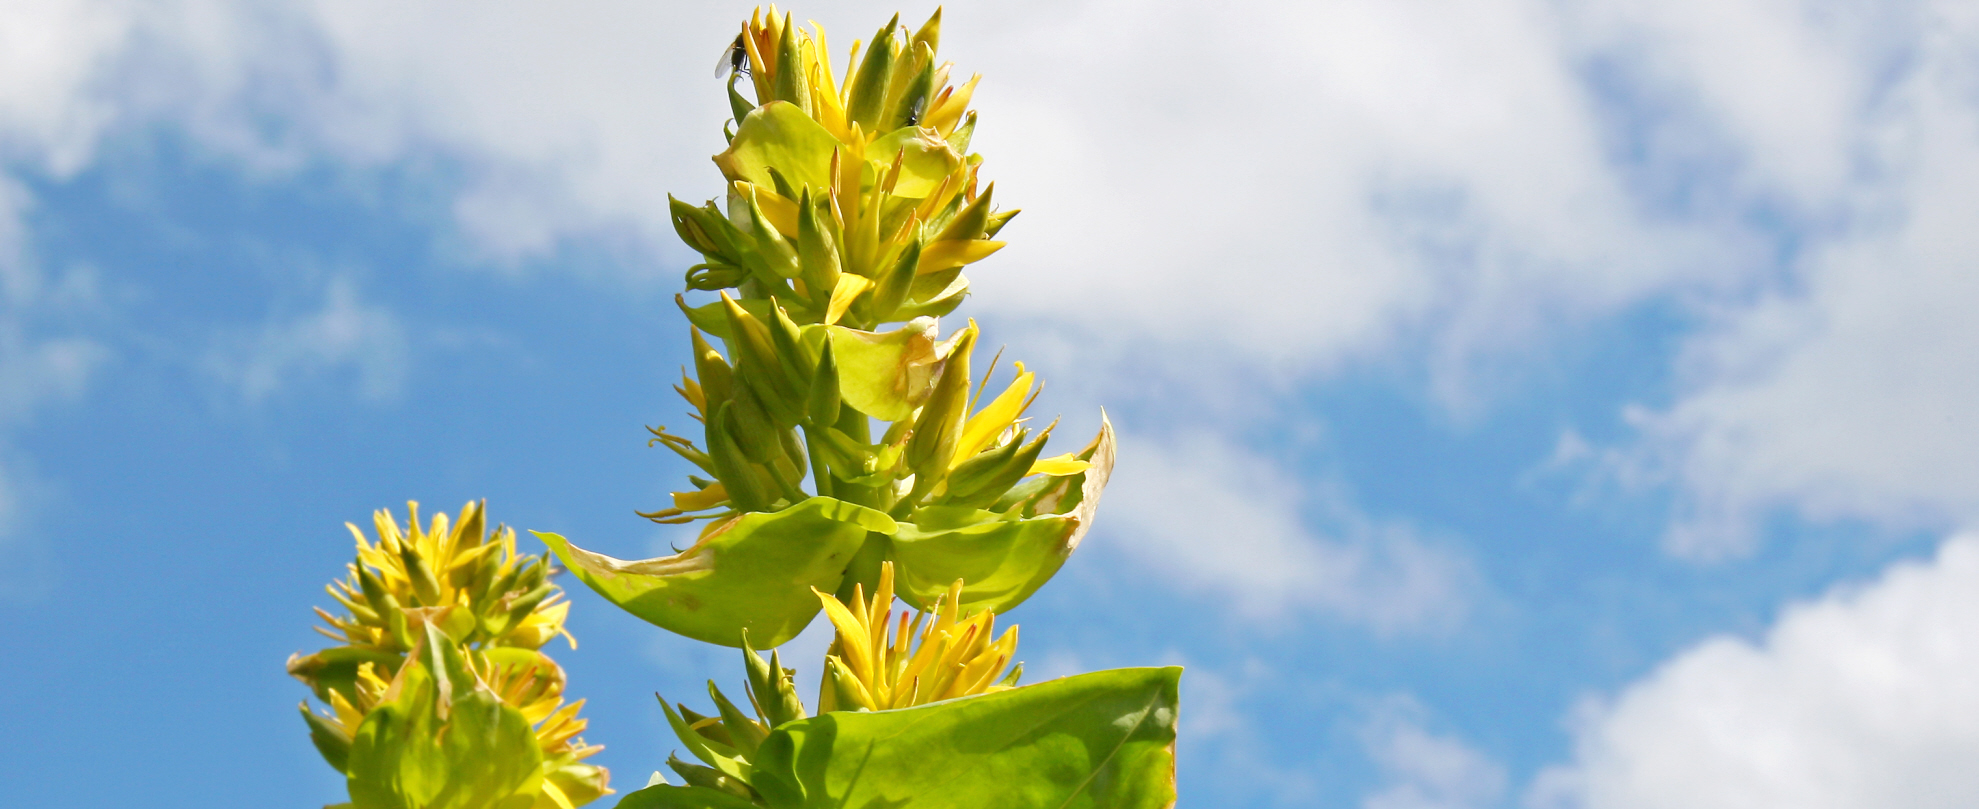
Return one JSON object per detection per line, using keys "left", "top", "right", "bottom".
{"left": 657, "top": 695, "right": 753, "bottom": 784}
{"left": 344, "top": 661, "right": 546, "bottom": 809}
{"left": 679, "top": 295, "right": 782, "bottom": 342}
{"left": 537, "top": 497, "right": 898, "bottom": 647}
{"left": 426, "top": 689, "right": 546, "bottom": 808}
{"left": 544, "top": 756, "right": 615, "bottom": 809}
{"left": 613, "top": 784, "right": 762, "bottom": 809}
{"left": 889, "top": 506, "right": 1078, "bottom": 615}
{"left": 287, "top": 645, "right": 403, "bottom": 705}
{"left": 867, "top": 125, "right": 962, "bottom": 198}
{"left": 750, "top": 667, "right": 1181, "bottom": 809}
{"left": 825, "top": 320, "right": 939, "bottom": 422}
{"left": 300, "top": 703, "right": 353, "bottom": 774}
{"left": 714, "top": 101, "right": 839, "bottom": 195}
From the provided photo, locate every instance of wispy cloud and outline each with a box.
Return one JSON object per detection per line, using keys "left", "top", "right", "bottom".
{"left": 1101, "top": 432, "right": 1478, "bottom": 633}
{"left": 0, "top": 173, "right": 106, "bottom": 598}
{"left": 1529, "top": 534, "right": 1979, "bottom": 808}
{"left": 1594, "top": 0, "right": 1979, "bottom": 558}
{"left": 1362, "top": 696, "right": 1508, "bottom": 809}
{"left": 205, "top": 276, "right": 407, "bottom": 403}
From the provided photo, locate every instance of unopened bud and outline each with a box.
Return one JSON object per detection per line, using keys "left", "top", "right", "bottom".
{"left": 741, "top": 185, "right": 800, "bottom": 278}
{"left": 806, "top": 337, "right": 842, "bottom": 426}
{"left": 906, "top": 325, "right": 977, "bottom": 487}
{"left": 870, "top": 239, "right": 921, "bottom": 322}
{"left": 796, "top": 187, "right": 843, "bottom": 308}
{"left": 845, "top": 15, "right": 900, "bottom": 129}
{"left": 707, "top": 403, "right": 771, "bottom": 512}
{"left": 707, "top": 681, "right": 767, "bottom": 759}
{"left": 935, "top": 183, "right": 994, "bottom": 243}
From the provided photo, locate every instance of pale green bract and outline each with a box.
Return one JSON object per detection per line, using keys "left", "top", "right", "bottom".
{"left": 537, "top": 497, "right": 893, "bottom": 648}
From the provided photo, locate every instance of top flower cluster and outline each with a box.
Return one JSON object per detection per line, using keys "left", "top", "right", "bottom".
{"left": 670, "top": 6, "right": 1012, "bottom": 332}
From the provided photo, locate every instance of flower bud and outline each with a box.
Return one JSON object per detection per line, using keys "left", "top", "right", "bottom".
{"left": 707, "top": 403, "right": 772, "bottom": 512}
{"left": 906, "top": 324, "right": 977, "bottom": 489}
{"left": 691, "top": 327, "right": 734, "bottom": 412}
{"left": 722, "top": 292, "right": 805, "bottom": 425}
{"left": 740, "top": 184, "right": 800, "bottom": 278}
{"left": 796, "top": 187, "right": 843, "bottom": 304}
{"left": 708, "top": 680, "right": 768, "bottom": 759}
{"left": 869, "top": 238, "right": 921, "bottom": 322}
{"left": 845, "top": 15, "right": 900, "bottom": 129}
{"left": 771, "top": 13, "right": 811, "bottom": 112}
{"left": 806, "top": 336, "right": 842, "bottom": 427}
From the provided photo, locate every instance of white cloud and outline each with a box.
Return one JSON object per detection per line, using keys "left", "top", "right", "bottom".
{"left": 1099, "top": 432, "right": 1476, "bottom": 633}
{"left": 0, "top": 0, "right": 134, "bottom": 175}
{"left": 2, "top": 0, "right": 1734, "bottom": 410}
{"left": 1363, "top": 697, "right": 1508, "bottom": 809}
{"left": 6, "top": 0, "right": 1975, "bottom": 564}
{"left": 1529, "top": 534, "right": 1979, "bottom": 809}
{"left": 1608, "top": 0, "right": 1979, "bottom": 557}
{"left": 971, "top": 0, "right": 1730, "bottom": 401}
{"left": 207, "top": 276, "right": 407, "bottom": 402}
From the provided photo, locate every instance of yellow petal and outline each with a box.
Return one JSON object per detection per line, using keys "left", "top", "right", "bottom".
{"left": 678, "top": 370, "right": 705, "bottom": 414}
{"left": 951, "top": 364, "right": 1033, "bottom": 468}
{"left": 869, "top": 563, "right": 895, "bottom": 663}
{"left": 924, "top": 73, "right": 980, "bottom": 135}
{"left": 738, "top": 182, "right": 799, "bottom": 238}
{"left": 826, "top": 273, "right": 873, "bottom": 325}
{"left": 672, "top": 483, "right": 728, "bottom": 511}
{"left": 918, "top": 239, "right": 1004, "bottom": 273}
{"left": 808, "top": 21, "right": 836, "bottom": 95}
{"left": 328, "top": 689, "right": 364, "bottom": 732}
{"left": 815, "top": 588, "right": 874, "bottom": 681}
{"left": 1028, "top": 454, "right": 1091, "bottom": 476}
{"left": 541, "top": 779, "right": 575, "bottom": 809}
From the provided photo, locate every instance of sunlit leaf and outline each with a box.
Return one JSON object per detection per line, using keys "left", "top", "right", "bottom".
{"left": 825, "top": 320, "right": 940, "bottom": 422}
{"left": 866, "top": 125, "right": 963, "bottom": 198}
{"left": 890, "top": 505, "right": 1077, "bottom": 615}
{"left": 714, "top": 101, "right": 840, "bottom": 195}
{"left": 612, "top": 783, "right": 761, "bottom": 809}
{"left": 750, "top": 667, "right": 1180, "bottom": 809}
{"left": 538, "top": 497, "right": 897, "bottom": 647}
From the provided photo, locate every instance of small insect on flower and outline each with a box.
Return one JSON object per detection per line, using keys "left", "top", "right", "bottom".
{"left": 715, "top": 32, "right": 748, "bottom": 78}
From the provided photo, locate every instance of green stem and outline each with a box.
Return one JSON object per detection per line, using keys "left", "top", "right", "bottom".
{"left": 803, "top": 425, "right": 834, "bottom": 499}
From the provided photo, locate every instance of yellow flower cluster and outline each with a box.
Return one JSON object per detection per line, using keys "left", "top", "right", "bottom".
{"left": 308, "top": 501, "right": 572, "bottom": 653}
{"left": 672, "top": 6, "right": 1013, "bottom": 332}
{"left": 289, "top": 502, "right": 609, "bottom": 808}
{"left": 817, "top": 561, "right": 1021, "bottom": 712}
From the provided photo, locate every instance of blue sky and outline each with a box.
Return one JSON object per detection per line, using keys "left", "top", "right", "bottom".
{"left": 5, "top": 2, "right": 1979, "bottom": 807}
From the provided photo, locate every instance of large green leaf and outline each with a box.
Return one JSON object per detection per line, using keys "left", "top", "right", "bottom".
{"left": 613, "top": 784, "right": 761, "bottom": 809}
{"left": 537, "top": 497, "right": 897, "bottom": 647}
{"left": 713, "top": 101, "right": 840, "bottom": 194}
{"left": 750, "top": 667, "right": 1180, "bottom": 809}
{"left": 889, "top": 506, "right": 1077, "bottom": 614}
